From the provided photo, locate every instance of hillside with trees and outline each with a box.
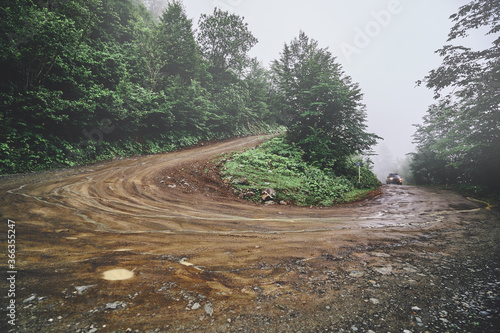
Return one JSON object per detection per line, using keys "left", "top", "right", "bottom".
{"left": 1, "top": 0, "right": 379, "bottom": 193}
{"left": 411, "top": 0, "right": 499, "bottom": 193}
{"left": 271, "top": 32, "right": 380, "bottom": 173}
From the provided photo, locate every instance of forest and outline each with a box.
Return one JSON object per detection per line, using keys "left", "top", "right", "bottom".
{"left": 411, "top": 0, "right": 499, "bottom": 193}
{"left": 4, "top": 0, "right": 496, "bottom": 199}
{"left": 0, "top": 0, "right": 278, "bottom": 173}
{"left": 0, "top": 0, "right": 379, "bottom": 185}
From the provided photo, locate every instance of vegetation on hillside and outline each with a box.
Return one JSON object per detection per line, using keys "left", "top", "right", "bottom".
{"left": 1, "top": 0, "right": 380, "bottom": 204}
{"left": 220, "top": 136, "right": 380, "bottom": 206}
{"left": 412, "top": 0, "right": 499, "bottom": 192}
{"left": 0, "top": 0, "right": 279, "bottom": 174}
{"left": 271, "top": 32, "right": 380, "bottom": 172}
{"left": 219, "top": 32, "right": 380, "bottom": 206}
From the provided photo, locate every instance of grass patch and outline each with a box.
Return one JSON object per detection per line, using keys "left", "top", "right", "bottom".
{"left": 218, "top": 135, "right": 379, "bottom": 206}
{"left": 342, "top": 187, "right": 380, "bottom": 203}
{"left": 438, "top": 184, "right": 500, "bottom": 208}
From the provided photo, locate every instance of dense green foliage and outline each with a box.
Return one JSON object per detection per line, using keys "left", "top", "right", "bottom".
{"left": 221, "top": 136, "right": 380, "bottom": 206}
{"left": 271, "top": 32, "right": 380, "bottom": 171}
{"left": 0, "top": 0, "right": 276, "bottom": 174}
{"left": 218, "top": 32, "right": 380, "bottom": 206}
{"left": 197, "top": 8, "right": 257, "bottom": 78}
{"left": 411, "top": 0, "right": 499, "bottom": 190}
{"left": 1, "top": 0, "right": 379, "bottom": 181}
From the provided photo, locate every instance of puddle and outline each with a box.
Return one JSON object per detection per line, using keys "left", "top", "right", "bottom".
{"left": 179, "top": 258, "right": 204, "bottom": 271}
{"left": 179, "top": 258, "right": 194, "bottom": 266}
{"left": 102, "top": 268, "right": 134, "bottom": 281}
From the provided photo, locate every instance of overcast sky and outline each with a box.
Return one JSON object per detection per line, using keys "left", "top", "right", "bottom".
{"left": 178, "top": 0, "right": 489, "bottom": 178}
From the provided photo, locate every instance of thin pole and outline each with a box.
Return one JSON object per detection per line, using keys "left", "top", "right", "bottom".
{"left": 358, "top": 164, "right": 360, "bottom": 184}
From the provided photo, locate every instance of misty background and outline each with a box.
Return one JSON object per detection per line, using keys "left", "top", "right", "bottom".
{"left": 143, "top": 0, "right": 491, "bottom": 182}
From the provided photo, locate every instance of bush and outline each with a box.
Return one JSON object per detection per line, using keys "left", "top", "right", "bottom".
{"left": 220, "top": 136, "right": 378, "bottom": 206}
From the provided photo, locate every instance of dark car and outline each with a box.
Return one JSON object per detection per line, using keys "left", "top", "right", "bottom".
{"left": 386, "top": 173, "right": 403, "bottom": 185}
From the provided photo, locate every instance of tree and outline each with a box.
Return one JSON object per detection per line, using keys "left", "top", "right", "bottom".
{"left": 413, "top": 0, "right": 500, "bottom": 188}
{"left": 0, "top": 0, "right": 278, "bottom": 174}
{"left": 132, "top": 14, "right": 164, "bottom": 91}
{"left": 243, "top": 58, "right": 273, "bottom": 124}
{"left": 197, "top": 8, "right": 257, "bottom": 79}
{"left": 157, "top": 0, "right": 199, "bottom": 81}
{"left": 141, "top": 0, "right": 168, "bottom": 20}
{"left": 272, "top": 32, "right": 380, "bottom": 169}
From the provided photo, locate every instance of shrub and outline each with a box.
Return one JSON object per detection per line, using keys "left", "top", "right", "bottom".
{"left": 220, "top": 136, "right": 378, "bottom": 206}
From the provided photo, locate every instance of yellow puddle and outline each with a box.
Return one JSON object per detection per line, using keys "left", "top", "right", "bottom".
{"left": 102, "top": 269, "right": 134, "bottom": 281}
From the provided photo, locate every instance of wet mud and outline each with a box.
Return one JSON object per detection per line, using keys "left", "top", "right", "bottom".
{"left": 0, "top": 135, "right": 499, "bottom": 332}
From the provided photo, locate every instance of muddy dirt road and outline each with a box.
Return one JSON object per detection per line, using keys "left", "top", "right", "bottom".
{"left": 1, "top": 135, "right": 499, "bottom": 332}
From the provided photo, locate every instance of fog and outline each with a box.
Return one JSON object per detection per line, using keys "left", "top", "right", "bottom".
{"left": 146, "top": 0, "right": 490, "bottom": 182}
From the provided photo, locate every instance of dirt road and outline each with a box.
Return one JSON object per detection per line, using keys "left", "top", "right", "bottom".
{"left": 1, "top": 135, "right": 499, "bottom": 332}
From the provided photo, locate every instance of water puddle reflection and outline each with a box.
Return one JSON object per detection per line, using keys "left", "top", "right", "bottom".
{"left": 102, "top": 268, "right": 134, "bottom": 281}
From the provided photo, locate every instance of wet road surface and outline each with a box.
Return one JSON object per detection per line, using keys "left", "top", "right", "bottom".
{"left": 1, "top": 135, "right": 499, "bottom": 332}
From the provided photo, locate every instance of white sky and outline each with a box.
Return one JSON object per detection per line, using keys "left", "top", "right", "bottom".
{"left": 180, "top": 0, "right": 491, "bottom": 177}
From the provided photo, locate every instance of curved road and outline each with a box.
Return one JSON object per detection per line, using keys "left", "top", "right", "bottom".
{"left": 1, "top": 135, "right": 499, "bottom": 332}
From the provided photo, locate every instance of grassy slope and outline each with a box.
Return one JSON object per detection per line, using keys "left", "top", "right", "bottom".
{"left": 218, "top": 136, "right": 379, "bottom": 206}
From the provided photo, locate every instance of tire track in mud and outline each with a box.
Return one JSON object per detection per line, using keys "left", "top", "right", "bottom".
{"left": 0, "top": 135, "right": 488, "bottom": 268}
{"left": 5, "top": 175, "right": 481, "bottom": 235}
{"left": 1, "top": 135, "right": 497, "bottom": 333}
{"left": 2, "top": 135, "right": 485, "bottom": 236}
